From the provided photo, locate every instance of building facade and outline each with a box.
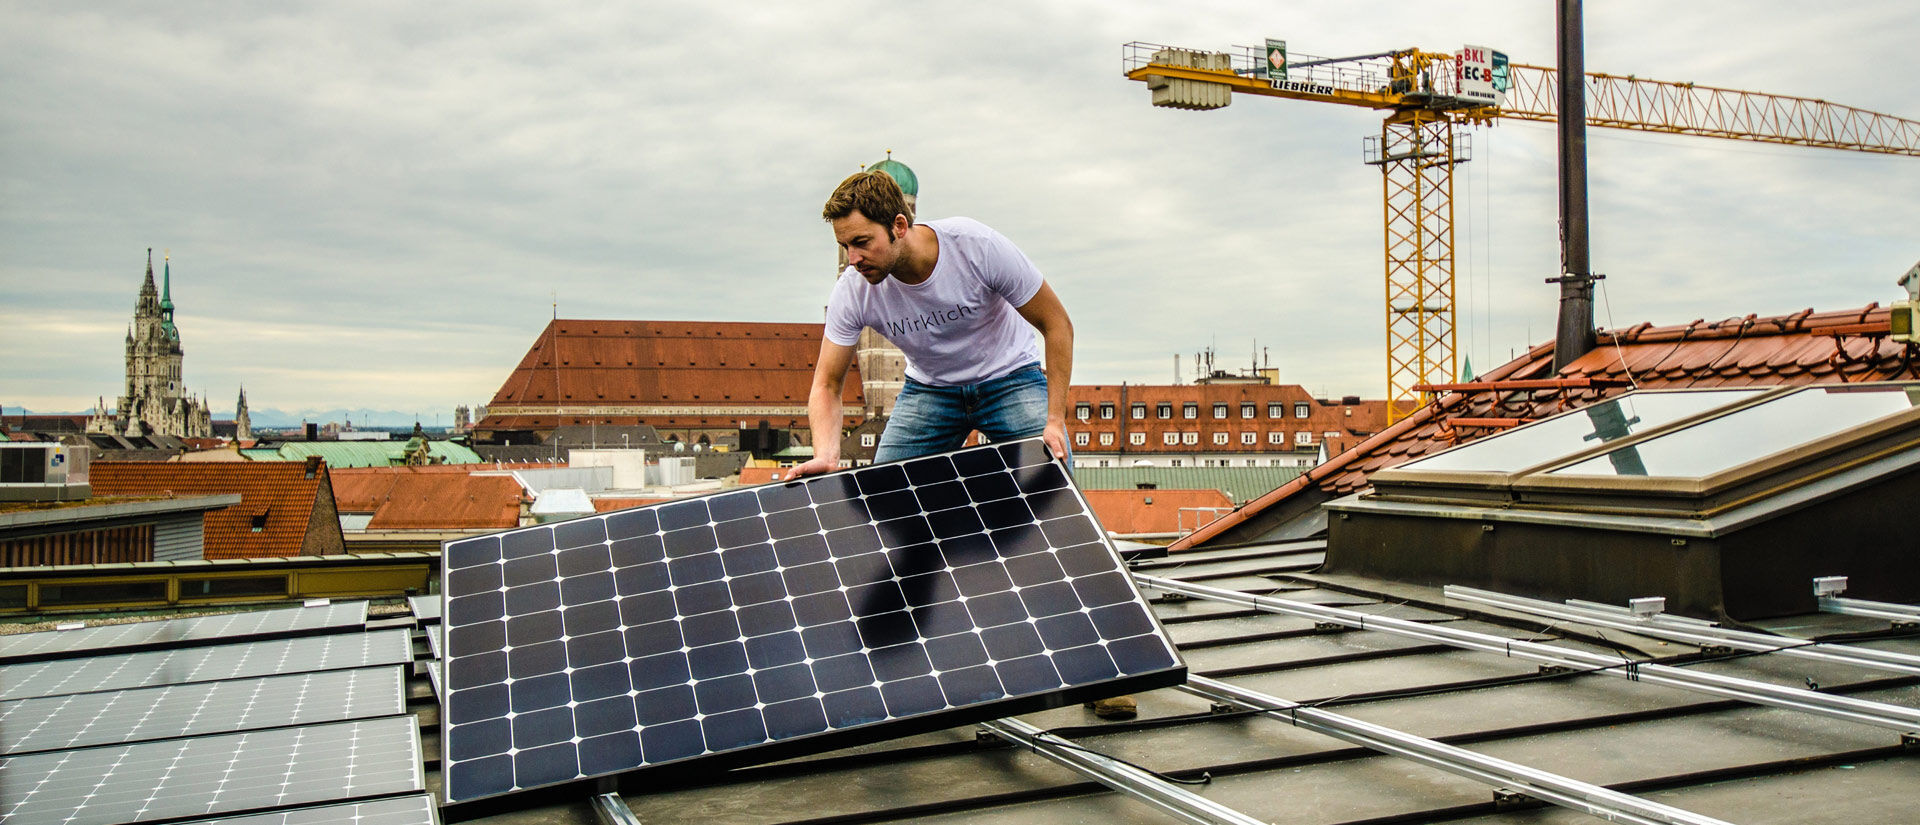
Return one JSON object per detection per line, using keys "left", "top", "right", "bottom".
{"left": 1063, "top": 382, "right": 1387, "bottom": 469}
{"left": 88, "top": 251, "right": 215, "bottom": 439}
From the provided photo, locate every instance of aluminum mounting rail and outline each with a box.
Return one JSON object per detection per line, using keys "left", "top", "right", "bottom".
{"left": 979, "top": 718, "right": 1271, "bottom": 825}
{"left": 1445, "top": 585, "right": 1920, "bottom": 677}
{"left": 1133, "top": 573, "right": 1920, "bottom": 734}
{"left": 589, "top": 792, "right": 645, "bottom": 825}
{"left": 1182, "top": 674, "right": 1733, "bottom": 825}
{"left": 1819, "top": 595, "right": 1920, "bottom": 625}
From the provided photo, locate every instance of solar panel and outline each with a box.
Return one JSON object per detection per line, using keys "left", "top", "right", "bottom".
{"left": 442, "top": 437, "right": 1184, "bottom": 803}
{"left": 422, "top": 659, "right": 444, "bottom": 702}
{"left": 0, "top": 601, "right": 369, "bottom": 663}
{"left": 0, "top": 628, "right": 412, "bottom": 702}
{"left": 409, "top": 595, "right": 443, "bottom": 623}
{"left": 424, "top": 623, "right": 444, "bottom": 659}
{"left": 175, "top": 794, "right": 439, "bottom": 825}
{"left": 0, "top": 716, "right": 423, "bottom": 825}
{"left": 0, "top": 666, "right": 405, "bottom": 755}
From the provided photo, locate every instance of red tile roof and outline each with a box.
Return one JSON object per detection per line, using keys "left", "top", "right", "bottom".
{"left": 1084, "top": 488, "right": 1233, "bottom": 535}
{"left": 1177, "top": 305, "right": 1920, "bottom": 548}
{"left": 735, "top": 467, "right": 789, "bottom": 486}
{"left": 90, "top": 461, "right": 342, "bottom": 559}
{"left": 474, "top": 320, "right": 866, "bottom": 432}
{"left": 592, "top": 497, "right": 675, "bottom": 512}
{"left": 330, "top": 466, "right": 530, "bottom": 530}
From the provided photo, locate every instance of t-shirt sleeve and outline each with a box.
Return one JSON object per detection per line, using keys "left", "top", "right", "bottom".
{"left": 972, "top": 225, "right": 1045, "bottom": 307}
{"left": 823, "top": 270, "right": 866, "bottom": 347}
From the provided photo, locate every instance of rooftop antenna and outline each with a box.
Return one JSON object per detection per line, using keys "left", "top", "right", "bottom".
{"left": 1173, "top": 354, "right": 1181, "bottom": 385}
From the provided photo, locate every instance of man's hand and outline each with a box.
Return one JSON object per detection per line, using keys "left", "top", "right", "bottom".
{"left": 785, "top": 454, "right": 837, "bottom": 479}
{"left": 1042, "top": 416, "right": 1069, "bottom": 461}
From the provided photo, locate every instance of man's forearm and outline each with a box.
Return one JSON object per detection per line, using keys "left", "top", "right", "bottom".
{"left": 807, "top": 382, "right": 844, "bottom": 465}
{"left": 1043, "top": 324, "right": 1073, "bottom": 421}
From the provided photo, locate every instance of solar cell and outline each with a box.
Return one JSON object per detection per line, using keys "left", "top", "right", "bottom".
{"left": 0, "top": 716, "right": 423, "bottom": 825}
{"left": 0, "top": 601, "right": 369, "bottom": 663}
{"left": 443, "top": 438, "right": 1184, "bottom": 803}
{"left": 0, "top": 666, "right": 405, "bottom": 755}
{"left": 0, "top": 628, "right": 412, "bottom": 702}
{"left": 175, "top": 794, "right": 439, "bottom": 825}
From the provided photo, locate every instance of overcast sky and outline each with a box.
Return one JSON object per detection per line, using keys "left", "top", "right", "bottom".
{"left": 4, "top": 1, "right": 1916, "bottom": 419}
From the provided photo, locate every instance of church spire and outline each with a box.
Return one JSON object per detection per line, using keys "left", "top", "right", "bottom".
{"left": 161, "top": 251, "right": 174, "bottom": 311}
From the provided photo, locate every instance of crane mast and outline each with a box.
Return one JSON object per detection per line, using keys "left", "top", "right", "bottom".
{"left": 1124, "top": 42, "right": 1920, "bottom": 421}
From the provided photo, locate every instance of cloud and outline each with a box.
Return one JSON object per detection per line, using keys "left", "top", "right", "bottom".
{"left": 4, "top": 1, "right": 1916, "bottom": 414}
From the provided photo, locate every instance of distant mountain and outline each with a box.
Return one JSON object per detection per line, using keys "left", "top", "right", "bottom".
{"left": 4, "top": 406, "right": 445, "bottom": 429}
{"left": 248, "top": 408, "right": 446, "bottom": 429}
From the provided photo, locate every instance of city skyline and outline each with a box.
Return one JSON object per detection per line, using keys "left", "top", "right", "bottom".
{"left": 4, "top": 2, "right": 1916, "bottom": 415}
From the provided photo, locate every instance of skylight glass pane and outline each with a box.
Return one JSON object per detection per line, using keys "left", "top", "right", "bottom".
{"left": 1548, "top": 385, "right": 1920, "bottom": 478}
{"left": 1398, "top": 389, "right": 1765, "bottom": 473}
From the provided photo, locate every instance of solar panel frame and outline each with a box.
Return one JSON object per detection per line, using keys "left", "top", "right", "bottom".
{"left": 442, "top": 437, "right": 1184, "bottom": 804}
{"left": 408, "top": 595, "right": 443, "bottom": 624}
{"left": 0, "top": 716, "right": 424, "bottom": 825}
{"left": 173, "top": 794, "right": 440, "bottom": 825}
{"left": 0, "top": 628, "right": 413, "bottom": 702}
{"left": 0, "top": 601, "right": 370, "bottom": 663}
{"left": 0, "top": 666, "right": 406, "bottom": 756}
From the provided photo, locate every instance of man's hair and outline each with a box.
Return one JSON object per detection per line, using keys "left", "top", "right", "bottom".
{"left": 822, "top": 171, "right": 911, "bottom": 229}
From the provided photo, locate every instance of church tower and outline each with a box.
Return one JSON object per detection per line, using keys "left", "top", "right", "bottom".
{"left": 838, "top": 153, "right": 914, "bottom": 417}
{"left": 91, "top": 250, "right": 215, "bottom": 438}
{"left": 235, "top": 386, "right": 252, "bottom": 442}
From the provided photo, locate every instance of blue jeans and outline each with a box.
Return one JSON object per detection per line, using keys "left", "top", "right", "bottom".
{"left": 875, "top": 363, "right": 1056, "bottom": 464}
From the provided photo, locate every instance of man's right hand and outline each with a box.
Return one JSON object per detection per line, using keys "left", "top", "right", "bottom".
{"left": 784, "top": 455, "right": 837, "bottom": 479}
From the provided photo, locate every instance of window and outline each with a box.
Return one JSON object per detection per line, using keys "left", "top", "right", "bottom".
{"left": 1241, "top": 432, "right": 1257, "bottom": 445}
{"left": 1325, "top": 431, "right": 1340, "bottom": 439}
{"left": 1097, "top": 459, "right": 1111, "bottom": 467}
{"left": 1099, "top": 403, "right": 1115, "bottom": 419}
{"left": 1212, "top": 403, "right": 1228, "bottom": 419}
{"left": 1296, "top": 431, "right": 1314, "bottom": 445}
{"left": 1242, "top": 404, "right": 1256, "bottom": 419}
{"left": 1129, "top": 432, "right": 1146, "bottom": 446}
{"left": 1295, "top": 402, "right": 1311, "bottom": 419}
{"left": 1132, "top": 403, "right": 1147, "bottom": 419}
{"left": 860, "top": 433, "right": 876, "bottom": 447}
{"left": 1099, "top": 432, "right": 1114, "bottom": 446}
{"left": 1269, "top": 431, "right": 1285, "bottom": 444}
{"left": 1164, "top": 432, "right": 1179, "bottom": 445}
{"left": 1156, "top": 403, "right": 1172, "bottom": 419}
{"left": 1203, "top": 459, "right": 1217, "bottom": 467}
{"left": 1268, "top": 403, "right": 1283, "bottom": 418}
{"left": 1075, "top": 403, "right": 1091, "bottom": 421}
{"left": 1183, "top": 403, "right": 1198, "bottom": 419}
{"left": 1170, "top": 459, "right": 1183, "bottom": 468}
{"left": 1182, "top": 432, "right": 1199, "bottom": 445}
{"left": 1074, "top": 431, "right": 1089, "bottom": 447}
{"left": 1212, "top": 432, "right": 1229, "bottom": 445}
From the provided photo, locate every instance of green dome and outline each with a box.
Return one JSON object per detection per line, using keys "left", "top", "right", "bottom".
{"left": 868, "top": 157, "right": 918, "bottom": 197}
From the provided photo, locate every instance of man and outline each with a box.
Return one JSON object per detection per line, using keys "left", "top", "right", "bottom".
{"left": 787, "top": 170, "right": 1074, "bottom": 476}
{"left": 787, "top": 171, "right": 1137, "bottom": 720}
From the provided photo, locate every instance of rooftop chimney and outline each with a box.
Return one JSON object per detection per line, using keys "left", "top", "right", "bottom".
{"left": 1551, "top": 0, "right": 1600, "bottom": 370}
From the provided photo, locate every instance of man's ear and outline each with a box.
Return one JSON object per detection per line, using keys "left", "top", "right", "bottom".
{"left": 892, "top": 213, "right": 911, "bottom": 240}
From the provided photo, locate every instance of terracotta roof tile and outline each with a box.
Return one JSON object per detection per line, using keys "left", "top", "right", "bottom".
{"left": 1176, "top": 305, "right": 1919, "bottom": 549}
{"left": 474, "top": 320, "right": 864, "bottom": 433}
{"left": 329, "top": 466, "right": 531, "bottom": 530}
{"left": 89, "top": 461, "right": 339, "bottom": 559}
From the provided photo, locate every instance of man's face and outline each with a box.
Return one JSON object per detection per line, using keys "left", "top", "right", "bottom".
{"left": 832, "top": 211, "right": 905, "bottom": 284}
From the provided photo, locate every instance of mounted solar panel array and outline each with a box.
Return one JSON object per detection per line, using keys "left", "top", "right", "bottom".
{"left": 443, "top": 438, "right": 1185, "bottom": 803}
{"left": 0, "top": 666, "right": 405, "bottom": 755}
{"left": 177, "top": 794, "right": 441, "bottom": 825}
{"left": 0, "top": 717, "right": 423, "bottom": 825}
{"left": 0, "top": 627, "right": 413, "bottom": 701}
{"left": 0, "top": 600, "right": 369, "bottom": 662}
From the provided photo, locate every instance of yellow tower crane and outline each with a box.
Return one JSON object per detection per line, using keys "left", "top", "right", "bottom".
{"left": 1124, "top": 42, "right": 1920, "bottom": 421}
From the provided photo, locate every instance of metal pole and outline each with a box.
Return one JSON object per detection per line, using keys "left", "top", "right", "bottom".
{"left": 1820, "top": 595, "right": 1920, "bottom": 624}
{"left": 1133, "top": 573, "right": 1920, "bottom": 733}
{"left": 1552, "top": 0, "right": 1598, "bottom": 369}
{"left": 590, "top": 792, "right": 645, "bottom": 825}
{"left": 1183, "top": 675, "right": 1734, "bottom": 825}
{"left": 979, "top": 718, "right": 1271, "bottom": 825}
{"left": 1446, "top": 585, "right": 1920, "bottom": 676}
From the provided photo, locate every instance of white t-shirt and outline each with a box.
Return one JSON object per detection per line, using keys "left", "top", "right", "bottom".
{"left": 825, "top": 217, "right": 1045, "bottom": 386}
